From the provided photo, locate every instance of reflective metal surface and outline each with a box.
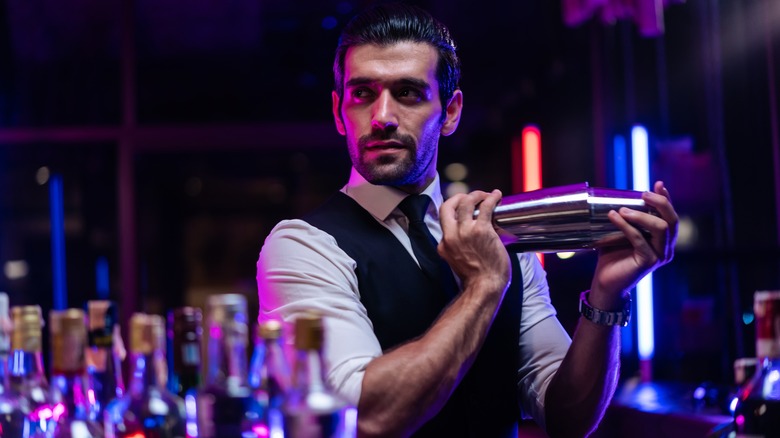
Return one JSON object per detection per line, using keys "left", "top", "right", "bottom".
{"left": 476, "top": 183, "right": 657, "bottom": 253}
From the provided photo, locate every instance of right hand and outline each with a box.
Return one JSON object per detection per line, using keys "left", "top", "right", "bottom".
{"left": 438, "top": 189, "right": 510, "bottom": 294}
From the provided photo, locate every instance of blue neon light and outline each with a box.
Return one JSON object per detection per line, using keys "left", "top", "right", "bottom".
{"left": 49, "top": 174, "right": 67, "bottom": 310}
{"left": 631, "top": 125, "right": 654, "bottom": 360}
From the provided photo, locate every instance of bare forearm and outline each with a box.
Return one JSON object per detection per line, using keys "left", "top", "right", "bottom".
{"left": 544, "top": 319, "right": 621, "bottom": 438}
{"left": 357, "top": 281, "right": 503, "bottom": 437}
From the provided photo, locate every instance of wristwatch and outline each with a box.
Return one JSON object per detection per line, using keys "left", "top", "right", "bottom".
{"left": 578, "top": 291, "right": 632, "bottom": 327}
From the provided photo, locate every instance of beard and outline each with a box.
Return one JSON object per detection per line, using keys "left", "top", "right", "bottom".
{"left": 350, "top": 129, "right": 438, "bottom": 187}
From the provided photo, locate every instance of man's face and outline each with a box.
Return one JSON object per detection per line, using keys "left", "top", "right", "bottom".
{"left": 332, "top": 41, "right": 462, "bottom": 193}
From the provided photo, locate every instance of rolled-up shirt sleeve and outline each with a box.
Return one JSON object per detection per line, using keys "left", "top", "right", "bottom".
{"left": 257, "top": 219, "right": 382, "bottom": 405}
{"left": 516, "top": 253, "right": 573, "bottom": 432}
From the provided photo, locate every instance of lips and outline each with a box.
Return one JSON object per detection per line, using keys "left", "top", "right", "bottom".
{"left": 365, "top": 141, "right": 405, "bottom": 149}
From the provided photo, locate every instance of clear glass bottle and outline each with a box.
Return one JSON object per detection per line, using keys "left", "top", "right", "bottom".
{"left": 10, "top": 304, "right": 55, "bottom": 436}
{"left": 0, "top": 293, "right": 28, "bottom": 436}
{"left": 168, "top": 307, "right": 202, "bottom": 438}
{"left": 103, "top": 313, "right": 186, "bottom": 438}
{"left": 86, "top": 300, "right": 125, "bottom": 423}
{"left": 249, "top": 320, "right": 290, "bottom": 438}
{"left": 196, "top": 294, "right": 262, "bottom": 438}
{"left": 49, "top": 308, "right": 104, "bottom": 437}
{"left": 734, "top": 290, "right": 780, "bottom": 436}
{"left": 283, "top": 313, "right": 356, "bottom": 438}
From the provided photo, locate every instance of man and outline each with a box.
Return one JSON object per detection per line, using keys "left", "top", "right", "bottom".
{"left": 257, "top": 3, "right": 678, "bottom": 437}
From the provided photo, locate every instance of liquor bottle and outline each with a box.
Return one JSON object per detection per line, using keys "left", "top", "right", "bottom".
{"left": 49, "top": 308, "right": 104, "bottom": 437}
{"left": 0, "top": 293, "right": 28, "bottom": 436}
{"left": 86, "top": 300, "right": 125, "bottom": 423}
{"left": 197, "top": 294, "right": 262, "bottom": 438}
{"left": 103, "top": 313, "right": 186, "bottom": 438}
{"left": 168, "top": 307, "right": 202, "bottom": 438}
{"left": 249, "top": 320, "right": 290, "bottom": 437}
{"left": 167, "top": 307, "right": 202, "bottom": 398}
{"left": 733, "top": 290, "right": 780, "bottom": 436}
{"left": 283, "top": 313, "right": 356, "bottom": 438}
{"left": 10, "top": 304, "right": 56, "bottom": 436}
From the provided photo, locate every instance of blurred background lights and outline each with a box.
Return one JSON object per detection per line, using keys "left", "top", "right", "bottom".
{"left": 35, "top": 166, "right": 50, "bottom": 185}
{"left": 675, "top": 216, "right": 698, "bottom": 249}
{"left": 556, "top": 252, "right": 576, "bottom": 260}
{"left": 444, "top": 162, "right": 468, "bottom": 181}
{"left": 742, "top": 312, "right": 755, "bottom": 325}
{"left": 321, "top": 16, "right": 338, "bottom": 30}
{"left": 4, "top": 260, "right": 29, "bottom": 280}
{"left": 445, "top": 181, "right": 470, "bottom": 198}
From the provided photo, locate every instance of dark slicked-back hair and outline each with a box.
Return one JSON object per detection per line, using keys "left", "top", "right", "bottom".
{"left": 333, "top": 2, "right": 461, "bottom": 112}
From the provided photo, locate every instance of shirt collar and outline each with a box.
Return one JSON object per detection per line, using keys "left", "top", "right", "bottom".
{"left": 343, "top": 167, "right": 443, "bottom": 222}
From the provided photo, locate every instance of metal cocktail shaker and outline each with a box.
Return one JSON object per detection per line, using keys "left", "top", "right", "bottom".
{"left": 476, "top": 182, "right": 657, "bottom": 253}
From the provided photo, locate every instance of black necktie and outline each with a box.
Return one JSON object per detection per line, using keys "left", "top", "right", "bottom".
{"left": 398, "top": 194, "right": 459, "bottom": 298}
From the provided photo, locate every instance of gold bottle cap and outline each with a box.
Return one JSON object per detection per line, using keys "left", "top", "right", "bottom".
{"left": 258, "top": 320, "right": 282, "bottom": 340}
{"left": 87, "top": 300, "right": 112, "bottom": 330}
{"left": 207, "top": 294, "right": 247, "bottom": 326}
{"left": 11, "top": 305, "right": 43, "bottom": 352}
{"left": 294, "top": 313, "right": 323, "bottom": 350}
{"left": 50, "top": 309, "right": 87, "bottom": 373}
{"left": 129, "top": 313, "right": 165, "bottom": 354}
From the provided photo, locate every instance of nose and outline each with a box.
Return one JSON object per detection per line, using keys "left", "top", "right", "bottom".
{"left": 371, "top": 90, "right": 399, "bottom": 131}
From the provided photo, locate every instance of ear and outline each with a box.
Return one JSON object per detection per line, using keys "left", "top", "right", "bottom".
{"left": 332, "top": 90, "right": 346, "bottom": 136}
{"left": 440, "top": 89, "right": 463, "bottom": 137}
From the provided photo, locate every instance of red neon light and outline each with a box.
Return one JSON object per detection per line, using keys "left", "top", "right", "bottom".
{"left": 521, "top": 125, "right": 543, "bottom": 266}
{"left": 522, "top": 126, "right": 542, "bottom": 192}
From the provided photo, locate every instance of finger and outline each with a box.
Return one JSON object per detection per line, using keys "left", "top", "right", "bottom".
{"left": 654, "top": 180, "right": 671, "bottom": 202}
{"left": 642, "top": 189, "right": 679, "bottom": 248}
{"left": 617, "top": 207, "right": 671, "bottom": 262}
{"left": 475, "top": 189, "right": 502, "bottom": 224}
{"left": 440, "top": 193, "right": 465, "bottom": 232}
{"left": 609, "top": 209, "right": 655, "bottom": 257}
{"left": 456, "top": 190, "right": 489, "bottom": 223}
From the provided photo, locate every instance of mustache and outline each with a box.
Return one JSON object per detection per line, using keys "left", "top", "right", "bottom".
{"left": 358, "top": 131, "right": 416, "bottom": 149}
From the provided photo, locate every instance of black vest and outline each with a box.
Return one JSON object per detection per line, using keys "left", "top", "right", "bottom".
{"left": 305, "top": 192, "right": 523, "bottom": 438}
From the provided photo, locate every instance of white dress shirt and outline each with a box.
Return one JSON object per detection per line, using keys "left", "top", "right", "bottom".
{"left": 256, "top": 168, "right": 572, "bottom": 431}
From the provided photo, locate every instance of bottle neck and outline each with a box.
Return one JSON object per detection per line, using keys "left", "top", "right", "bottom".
{"left": 292, "top": 348, "right": 326, "bottom": 394}
{"left": 12, "top": 349, "right": 47, "bottom": 383}
{"left": 206, "top": 325, "right": 249, "bottom": 392}
{"left": 250, "top": 339, "right": 290, "bottom": 404}
{"left": 129, "top": 351, "right": 166, "bottom": 395}
{"left": 50, "top": 373, "right": 89, "bottom": 421}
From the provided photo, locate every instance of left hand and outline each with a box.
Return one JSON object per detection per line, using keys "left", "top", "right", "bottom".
{"left": 589, "top": 181, "right": 678, "bottom": 309}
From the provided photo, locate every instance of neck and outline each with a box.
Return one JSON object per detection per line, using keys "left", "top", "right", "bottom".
{"left": 12, "top": 350, "right": 46, "bottom": 382}
{"left": 207, "top": 332, "right": 248, "bottom": 393}
{"left": 129, "top": 351, "right": 164, "bottom": 395}
{"left": 51, "top": 372, "right": 89, "bottom": 421}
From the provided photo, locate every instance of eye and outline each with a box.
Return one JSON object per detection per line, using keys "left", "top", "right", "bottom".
{"left": 397, "top": 88, "right": 423, "bottom": 103}
{"left": 350, "top": 87, "right": 374, "bottom": 101}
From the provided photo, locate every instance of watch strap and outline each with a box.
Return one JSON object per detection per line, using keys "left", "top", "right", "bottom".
{"left": 578, "top": 291, "right": 631, "bottom": 327}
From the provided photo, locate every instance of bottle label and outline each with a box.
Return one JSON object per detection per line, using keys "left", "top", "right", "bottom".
{"left": 755, "top": 291, "right": 780, "bottom": 358}
{"left": 182, "top": 342, "right": 201, "bottom": 366}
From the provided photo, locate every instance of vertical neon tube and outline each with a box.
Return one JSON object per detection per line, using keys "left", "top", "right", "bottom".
{"left": 631, "top": 125, "right": 654, "bottom": 381}
{"left": 49, "top": 174, "right": 67, "bottom": 310}
{"left": 96, "top": 256, "right": 110, "bottom": 299}
{"left": 521, "top": 126, "right": 542, "bottom": 192}
{"left": 613, "top": 134, "right": 633, "bottom": 356}
{"left": 613, "top": 135, "right": 628, "bottom": 190}
{"left": 522, "top": 126, "right": 543, "bottom": 265}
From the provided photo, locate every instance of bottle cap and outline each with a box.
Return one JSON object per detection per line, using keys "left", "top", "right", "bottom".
{"left": 50, "top": 309, "right": 87, "bottom": 372}
{"left": 130, "top": 313, "right": 165, "bottom": 354}
{"left": 259, "top": 320, "right": 283, "bottom": 340}
{"left": 207, "top": 294, "right": 247, "bottom": 325}
{"left": 11, "top": 305, "right": 44, "bottom": 352}
{"left": 294, "top": 312, "right": 323, "bottom": 351}
{"left": 0, "top": 293, "right": 10, "bottom": 355}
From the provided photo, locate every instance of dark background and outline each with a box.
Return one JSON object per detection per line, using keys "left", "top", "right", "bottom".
{"left": 0, "top": 0, "right": 778, "bottom": 388}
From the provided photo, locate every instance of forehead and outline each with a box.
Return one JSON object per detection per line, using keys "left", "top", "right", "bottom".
{"left": 343, "top": 41, "right": 439, "bottom": 86}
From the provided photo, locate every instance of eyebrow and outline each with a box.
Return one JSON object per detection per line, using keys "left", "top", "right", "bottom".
{"left": 345, "top": 77, "right": 432, "bottom": 91}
